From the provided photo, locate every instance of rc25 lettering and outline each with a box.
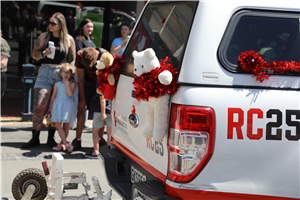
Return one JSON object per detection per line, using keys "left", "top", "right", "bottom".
{"left": 146, "top": 138, "right": 164, "bottom": 156}
{"left": 227, "top": 108, "right": 300, "bottom": 141}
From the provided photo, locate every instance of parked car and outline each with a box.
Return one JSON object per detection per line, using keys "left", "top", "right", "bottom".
{"left": 100, "top": 0, "right": 300, "bottom": 200}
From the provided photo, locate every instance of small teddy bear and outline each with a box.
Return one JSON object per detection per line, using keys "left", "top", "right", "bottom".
{"left": 44, "top": 111, "right": 53, "bottom": 128}
{"left": 95, "top": 52, "right": 117, "bottom": 100}
{"left": 132, "top": 48, "right": 179, "bottom": 141}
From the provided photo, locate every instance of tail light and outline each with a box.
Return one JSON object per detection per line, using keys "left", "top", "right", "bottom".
{"left": 167, "top": 103, "right": 215, "bottom": 183}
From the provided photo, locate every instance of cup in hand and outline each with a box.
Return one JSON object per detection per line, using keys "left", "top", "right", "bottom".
{"left": 47, "top": 41, "right": 55, "bottom": 59}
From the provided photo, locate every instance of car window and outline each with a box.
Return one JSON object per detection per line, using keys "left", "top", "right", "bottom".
{"left": 219, "top": 10, "right": 300, "bottom": 73}
{"left": 110, "top": 12, "right": 135, "bottom": 39}
{"left": 121, "top": 1, "right": 198, "bottom": 77}
{"left": 40, "top": 5, "right": 77, "bottom": 19}
{"left": 38, "top": 4, "right": 77, "bottom": 32}
{"left": 111, "top": 13, "right": 126, "bottom": 25}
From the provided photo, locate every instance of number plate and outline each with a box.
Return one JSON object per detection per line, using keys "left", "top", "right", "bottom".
{"left": 131, "top": 166, "right": 146, "bottom": 183}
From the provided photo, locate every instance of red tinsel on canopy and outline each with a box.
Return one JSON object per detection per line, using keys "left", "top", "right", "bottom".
{"left": 96, "top": 54, "right": 124, "bottom": 85}
{"left": 133, "top": 57, "right": 180, "bottom": 101}
{"left": 238, "top": 50, "right": 300, "bottom": 82}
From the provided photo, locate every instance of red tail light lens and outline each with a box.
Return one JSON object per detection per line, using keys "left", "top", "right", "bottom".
{"left": 167, "top": 103, "right": 215, "bottom": 183}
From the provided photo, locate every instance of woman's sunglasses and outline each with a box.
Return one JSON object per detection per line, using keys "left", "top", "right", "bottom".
{"left": 48, "top": 21, "right": 58, "bottom": 26}
{"left": 62, "top": 71, "right": 71, "bottom": 75}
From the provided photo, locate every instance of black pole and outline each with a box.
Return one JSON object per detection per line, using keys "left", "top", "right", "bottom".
{"left": 102, "top": 1, "right": 111, "bottom": 50}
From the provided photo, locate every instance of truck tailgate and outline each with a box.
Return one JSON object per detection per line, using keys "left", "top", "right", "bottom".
{"left": 111, "top": 74, "right": 169, "bottom": 182}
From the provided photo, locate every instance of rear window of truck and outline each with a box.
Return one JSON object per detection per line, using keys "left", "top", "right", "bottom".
{"left": 219, "top": 10, "right": 300, "bottom": 74}
{"left": 120, "top": 1, "right": 198, "bottom": 77}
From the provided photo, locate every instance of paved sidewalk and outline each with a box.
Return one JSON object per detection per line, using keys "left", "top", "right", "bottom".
{"left": 1, "top": 125, "right": 121, "bottom": 200}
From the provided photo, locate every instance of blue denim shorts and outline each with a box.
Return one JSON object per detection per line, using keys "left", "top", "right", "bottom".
{"left": 34, "top": 64, "right": 62, "bottom": 89}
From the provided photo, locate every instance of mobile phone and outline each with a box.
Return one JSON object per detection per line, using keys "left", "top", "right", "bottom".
{"left": 47, "top": 41, "right": 55, "bottom": 59}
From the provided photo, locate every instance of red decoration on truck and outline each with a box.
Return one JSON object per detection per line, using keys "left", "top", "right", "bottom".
{"left": 132, "top": 57, "right": 180, "bottom": 101}
{"left": 238, "top": 50, "right": 300, "bottom": 82}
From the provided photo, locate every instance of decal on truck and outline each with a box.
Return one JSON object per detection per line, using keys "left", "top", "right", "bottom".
{"left": 146, "top": 138, "right": 164, "bottom": 156}
{"left": 227, "top": 108, "right": 300, "bottom": 141}
{"left": 114, "top": 111, "right": 128, "bottom": 134}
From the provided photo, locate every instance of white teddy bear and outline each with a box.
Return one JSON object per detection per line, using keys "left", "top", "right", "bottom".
{"left": 132, "top": 48, "right": 179, "bottom": 141}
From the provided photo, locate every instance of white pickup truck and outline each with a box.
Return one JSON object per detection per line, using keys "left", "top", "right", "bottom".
{"left": 99, "top": 1, "right": 300, "bottom": 199}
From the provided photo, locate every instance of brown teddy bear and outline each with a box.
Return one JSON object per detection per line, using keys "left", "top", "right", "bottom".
{"left": 44, "top": 111, "right": 54, "bottom": 128}
{"left": 96, "top": 52, "right": 123, "bottom": 100}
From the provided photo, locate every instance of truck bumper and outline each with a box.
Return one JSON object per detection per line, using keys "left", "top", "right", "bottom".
{"left": 99, "top": 145, "right": 180, "bottom": 200}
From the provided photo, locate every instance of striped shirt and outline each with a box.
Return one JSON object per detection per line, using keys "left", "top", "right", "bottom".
{"left": 75, "top": 47, "right": 107, "bottom": 84}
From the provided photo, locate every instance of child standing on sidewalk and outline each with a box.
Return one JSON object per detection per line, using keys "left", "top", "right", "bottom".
{"left": 85, "top": 82, "right": 112, "bottom": 159}
{"left": 48, "top": 63, "right": 77, "bottom": 153}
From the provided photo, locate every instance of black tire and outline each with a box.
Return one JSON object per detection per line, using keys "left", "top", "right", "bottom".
{"left": 11, "top": 168, "right": 48, "bottom": 200}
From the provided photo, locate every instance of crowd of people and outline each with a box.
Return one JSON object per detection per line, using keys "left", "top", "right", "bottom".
{"left": 1, "top": 3, "right": 133, "bottom": 158}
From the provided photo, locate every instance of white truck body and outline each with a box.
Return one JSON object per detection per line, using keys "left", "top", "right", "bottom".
{"left": 100, "top": 1, "right": 300, "bottom": 199}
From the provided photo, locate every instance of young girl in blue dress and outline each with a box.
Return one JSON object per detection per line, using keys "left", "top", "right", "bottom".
{"left": 48, "top": 63, "right": 77, "bottom": 153}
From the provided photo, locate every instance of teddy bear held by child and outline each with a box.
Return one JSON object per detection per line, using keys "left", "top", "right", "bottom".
{"left": 95, "top": 52, "right": 116, "bottom": 100}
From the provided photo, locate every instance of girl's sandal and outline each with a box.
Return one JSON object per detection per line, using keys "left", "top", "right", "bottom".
{"left": 66, "top": 144, "right": 74, "bottom": 153}
{"left": 52, "top": 144, "right": 65, "bottom": 151}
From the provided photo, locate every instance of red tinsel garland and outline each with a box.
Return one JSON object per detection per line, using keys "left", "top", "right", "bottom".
{"left": 96, "top": 55, "right": 124, "bottom": 85}
{"left": 238, "top": 50, "right": 300, "bottom": 82}
{"left": 133, "top": 57, "right": 180, "bottom": 101}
